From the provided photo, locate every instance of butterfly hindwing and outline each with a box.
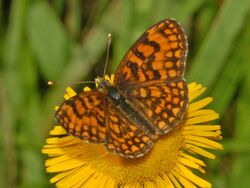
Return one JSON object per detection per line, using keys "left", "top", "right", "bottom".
{"left": 55, "top": 91, "right": 107, "bottom": 143}
{"left": 105, "top": 104, "right": 154, "bottom": 158}
{"left": 127, "top": 79, "right": 188, "bottom": 134}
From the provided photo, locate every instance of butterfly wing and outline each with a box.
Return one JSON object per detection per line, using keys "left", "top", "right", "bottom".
{"left": 128, "top": 79, "right": 188, "bottom": 134}
{"left": 55, "top": 91, "right": 107, "bottom": 143}
{"left": 114, "top": 19, "right": 187, "bottom": 86}
{"left": 55, "top": 19, "right": 188, "bottom": 158}
{"left": 105, "top": 103, "right": 154, "bottom": 158}
{"left": 113, "top": 19, "right": 188, "bottom": 134}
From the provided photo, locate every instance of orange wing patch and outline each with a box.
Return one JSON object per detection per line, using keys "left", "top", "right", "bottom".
{"left": 105, "top": 104, "right": 154, "bottom": 158}
{"left": 55, "top": 91, "right": 107, "bottom": 143}
{"left": 129, "top": 79, "right": 188, "bottom": 134}
{"left": 114, "top": 19, "right": 187, "bottom": 86}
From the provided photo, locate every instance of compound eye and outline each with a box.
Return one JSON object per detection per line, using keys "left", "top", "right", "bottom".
{"left": 98, "top": 81, "right": 106, "bottom": 90}
{"left": 99, "top": 83, "right": 104, "bottom": 89}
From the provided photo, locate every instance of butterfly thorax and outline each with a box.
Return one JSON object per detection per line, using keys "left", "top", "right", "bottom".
{"left": 95, "top": 77, "right": 125, "bottom": 104}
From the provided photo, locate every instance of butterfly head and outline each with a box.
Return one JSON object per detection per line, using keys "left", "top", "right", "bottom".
{"left": 95, "top": 76, "right": 111, "bottom": 93}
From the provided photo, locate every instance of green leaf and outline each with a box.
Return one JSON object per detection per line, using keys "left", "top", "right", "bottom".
{"left": 210, "top": 47, "right": 243, "bottom": 114}
{"left": 1, "top": 1, "right": 29, "bottom": 187}
{"left": 153, "top": 0, "right": 206, "bottom": 23}
{"left": 187, "top": 0, "right": 250, "bottom": 88}
{"left": 27, "top": 1, "right": 70, "bottom": 80}
{"left": 229, "top": 22, "right": 250, "bottom": 187}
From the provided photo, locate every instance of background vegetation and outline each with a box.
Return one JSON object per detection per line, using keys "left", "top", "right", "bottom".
{"left": 0, "top": 0, "right": 250, "bottom": 187}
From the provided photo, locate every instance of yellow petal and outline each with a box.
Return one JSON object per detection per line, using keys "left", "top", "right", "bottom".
{"left": 188, "top": 97, "right": 213, "bottom": 113}
{"left": 183, "top": 125, "right": 221, "bottom": 131}
{"left": 65, "top": 87, "right": 76, "bottom": 99}
{"left": 171, "top": 170, "right": 197, "bottom": 188}
{"left": 185, "top": 144, "right": 216, "bottom": 159}
{"left": 110, "top": 74, "right": 115, "bottom": 83}
{"left": 178, "top": 156, "right": 205, "bottom": 173}
{"left": 83, "top": 87, "right": 91, "bottom": 91}
{"left": 168, "top": 173, "right": 182, "bottom": 188}
{"left": 50, "top": 126, "right": 66, "bottom": 135}
{"left": 180, "top": 152, "right": 206, "bottom": 167}
{"left": 188, "top": 83, "right": 206, "bottom": 102}
{"left": 161, "top": 174, "right": 175, "bottom": 188}
{"left": 185, "top": 112, "right": 219, "bottom": 125}
{"left": 176, "top": 163, "right": 211, "bottom": 187}
{"left": 50, "top": 169, "right": 73, "bottom": 184}
{"left": 184, "top": 135, "right": 223, "bottom": 150}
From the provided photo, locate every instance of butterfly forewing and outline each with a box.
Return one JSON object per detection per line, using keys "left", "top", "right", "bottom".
{"left": 114, "top": 19, "right": 187, "bottom": 86}
{"left": 55, "top": 91, "right": 107, "bottom": 143}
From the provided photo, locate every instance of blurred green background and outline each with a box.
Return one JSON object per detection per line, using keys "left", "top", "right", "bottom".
{"left": 0, "top": 0, "right": 250, "bottom": 187}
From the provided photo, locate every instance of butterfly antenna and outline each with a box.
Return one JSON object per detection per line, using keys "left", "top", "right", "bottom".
{"left": 103, "top": 33, "right": 112, "bottom": 77}
{"left": 48, "top": 80, "right": 95, "bottom": 86}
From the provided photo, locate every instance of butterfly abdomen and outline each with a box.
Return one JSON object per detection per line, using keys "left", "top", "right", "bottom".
{"left": 107, "top": 86, "right": 158, "bottom": 136}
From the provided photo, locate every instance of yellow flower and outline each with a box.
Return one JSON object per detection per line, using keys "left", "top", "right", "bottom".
{"left": 42, "top": 82, "right": 223, "bottom": 188}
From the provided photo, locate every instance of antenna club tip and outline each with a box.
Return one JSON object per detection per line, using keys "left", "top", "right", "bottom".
{"left": 107, "top": 33, "right": 112, "bottom": 43}
{"left": 48, "top": 81, "right": 55, "bottom": 85}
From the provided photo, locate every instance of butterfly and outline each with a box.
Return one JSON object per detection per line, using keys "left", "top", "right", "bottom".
{"left": 55, "top": 19, "right": 188, "bottom": 158}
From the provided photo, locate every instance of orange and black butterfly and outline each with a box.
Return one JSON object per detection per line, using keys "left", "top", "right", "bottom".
{"left": 55, "top": 19, "right": 188, "bottom": 158}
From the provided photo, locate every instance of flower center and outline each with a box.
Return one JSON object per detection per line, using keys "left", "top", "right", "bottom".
{"left": 82, "top": 124, "right": 185, "bottom": 184}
